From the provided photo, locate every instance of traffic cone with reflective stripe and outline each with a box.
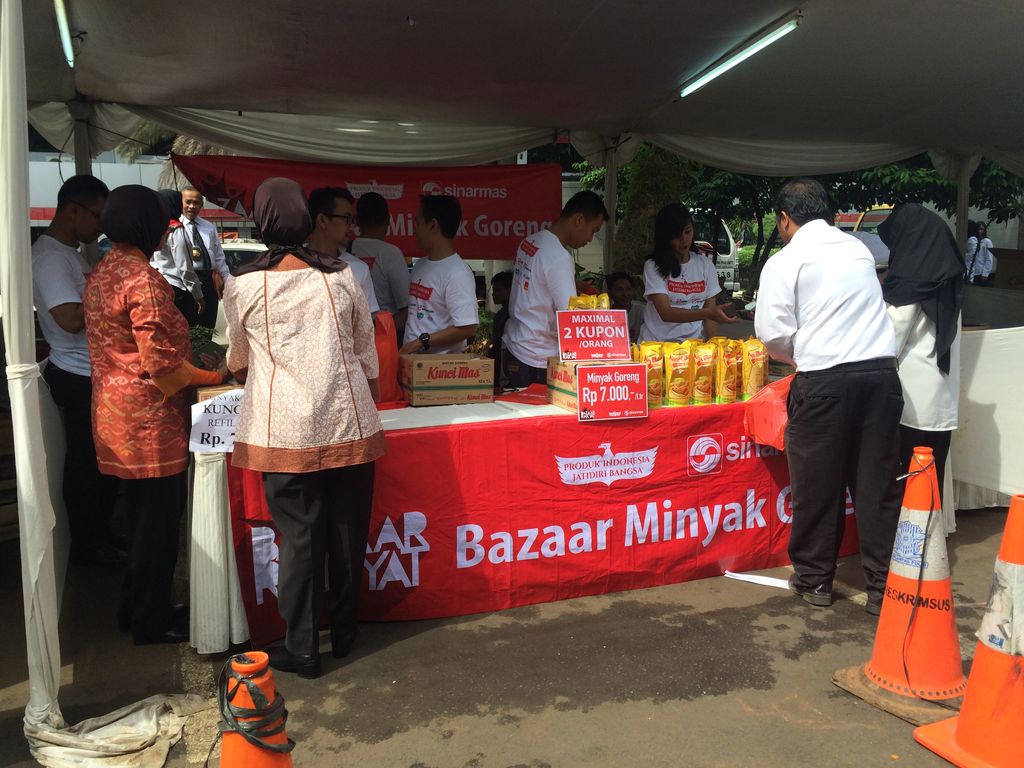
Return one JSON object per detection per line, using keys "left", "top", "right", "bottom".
{"left": 864, "top": 447, "right": 967, "bottom": 699}
{"left": 832, "top": 447, "right": 966, "bottom": 723}
{"left": 219, "top": 651, "right": 294, "bottom": 767}
{"left": 914, "top": 494, "right": 1024, "bottom": 767}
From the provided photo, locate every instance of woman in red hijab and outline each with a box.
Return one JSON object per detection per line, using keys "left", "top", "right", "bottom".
{"left": 84, "top": 185, "right": 226, "bottom": 644}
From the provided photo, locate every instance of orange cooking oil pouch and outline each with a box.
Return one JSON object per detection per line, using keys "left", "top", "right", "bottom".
{"left": 692, "top": 342, "right": 717, "bottom": 405}
{"left": 741, "top": 337, "right": 768, "bottom": 400}
{"left": 639, "top": 342, "right": 664, "bottom": 408}
{"left": 715, "top": 340, "right": 743, "bottom": 403}
{"left": 663, "top": 342, "right": 693, "bottom": 406}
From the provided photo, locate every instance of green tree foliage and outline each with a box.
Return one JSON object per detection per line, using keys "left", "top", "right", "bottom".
{"left": 115, "top": 121, "right": 176, "bottom": 162}
{"left": 826, "top": 154, "right": 1024, "bottom": 223}
{"left": 577, "top": 144, "right": 1024, "bottom": 291}
{"left": 576, "top": 144, "right": 696, "bottom": 274}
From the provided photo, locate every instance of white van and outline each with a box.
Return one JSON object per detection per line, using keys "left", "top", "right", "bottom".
{"left": 221, "top": 238, "right": 267, "bottom": 272}
{"left": 692, "top": 215, "right": 740, "bottom": 294}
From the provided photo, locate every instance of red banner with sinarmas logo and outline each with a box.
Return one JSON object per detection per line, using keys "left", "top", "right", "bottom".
{"left": 172, "top": 154, "right": 562, "bottom": 260}
{"left": 228, "top": 404, "right": 861, "bottom": 646}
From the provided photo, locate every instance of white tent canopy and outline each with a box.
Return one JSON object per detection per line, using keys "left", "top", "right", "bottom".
{"left": 8, "top": 0, "right": 1024, "bottom": 761}
{"left": 21, "top": 1, "right": 1024, "bottom": 170}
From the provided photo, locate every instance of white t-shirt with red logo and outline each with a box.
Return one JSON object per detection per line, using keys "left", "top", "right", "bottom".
{"left": 504, "top": 229, "right": 577, "bottom": 369}
{"left": 638, "top": 253, "right": 721, "bottom": 342}
{"left": 403, "top": 253, "right": 479, "bottom": 354}
{"left": 339, "top": 250, "right": 381, "bottom": 314}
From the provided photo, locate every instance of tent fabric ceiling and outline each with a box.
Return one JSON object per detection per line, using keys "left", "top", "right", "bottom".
{"left": 23, "top": 1, "right": 1024, "bottom": 163}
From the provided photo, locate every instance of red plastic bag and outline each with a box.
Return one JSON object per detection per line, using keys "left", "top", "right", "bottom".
{"left": 743, "top": 374, "right": 793, "bottom": 451}
{"left": 373, "top": 311, "right": 406, "bottom": 409}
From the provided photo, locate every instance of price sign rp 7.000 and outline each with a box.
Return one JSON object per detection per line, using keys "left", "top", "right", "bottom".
{"left": 556, "top": 309, "right": 631, "bottom": 362}
{"left": 576, "top": 363, "right": 648, "bottom": 422}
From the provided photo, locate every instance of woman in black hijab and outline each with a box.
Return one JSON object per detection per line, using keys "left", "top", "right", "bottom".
{"left": 83, "top": 185, "right": 226, "bottom": 644}
{"left": 877, "top": 203, "right": 963, "bottom": 501}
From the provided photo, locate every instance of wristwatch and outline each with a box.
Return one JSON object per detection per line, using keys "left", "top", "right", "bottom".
{"left": 418, "top": 333, "right": 431, "bottom": 351}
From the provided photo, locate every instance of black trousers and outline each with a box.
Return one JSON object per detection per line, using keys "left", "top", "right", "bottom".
{"left": 882, "top": 425, "right": 953, "bottom": 516}
{"left": 784, "top": 359, "right": 904, "bottom": 598}
{"left": 43, "top": 363, "right": 119, "bottom": 555}
{"left": 196, "top": 270, "right": 219, "bottom": 329}
{"left": 502, "top": 350, "right": 547, "bottom": 389}
{"left": 263, "top": 463, "right": 375, "bottom": 658}
{"left": 119, "top": 472, "right": 187, "bottom": 638}
{"left": 173, "top": 287, "right": 201, "bottom": 327}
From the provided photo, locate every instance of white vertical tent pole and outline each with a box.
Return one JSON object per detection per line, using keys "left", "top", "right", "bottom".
{"left": 483, "top": 259, "right": 495, "bottom": 311}
{"left": 955, "top": 155, "right": 973, "bottom": 249}
{"left": 70, "top": 101, "right": 92, "bottom": 176}
{"left": 0, "top": 0, "right": 66, "bottom": 731}
{"left": 602, "top": 140, "right": 618, "bottom": 275}
{"left": 69, "top": 100, "right": 99, "bottom": 264}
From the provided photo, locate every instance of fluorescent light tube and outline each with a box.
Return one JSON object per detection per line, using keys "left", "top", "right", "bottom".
{"left": 679, "top": 11, "right": 801, "bottom": 98}
{"left": 53, "top": 0, "right": 75, "bottom": 68}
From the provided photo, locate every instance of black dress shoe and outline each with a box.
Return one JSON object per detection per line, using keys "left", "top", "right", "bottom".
{"left": 330, "top": 628, "right": 358, "bottom": 659}
{"left": 122, "top": 605, "right": 187, "bottom": 634}
{"left": 865, "top": 593, "right": 884, "bottom": 616}
{"left": 267, "top": 646, "right": 320, "bottom": 679}
{"left": 133, "top": 625, "right": 189, "bottom": 645}
{"left": 788, "top": 573, "right": 832, "bottom": 607}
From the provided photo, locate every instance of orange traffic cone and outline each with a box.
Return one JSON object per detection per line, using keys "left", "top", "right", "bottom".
{"left": 864, "top": 447, "right": 967, "bottom": 699}
{"left": 219, "top": 651, "right": 295, "bottom": 767}
{"left": 914, "top": 494, "right": 1024, "bottom": 767}
{"left": 833, "top": 446, "right": 967, "bottom": 723}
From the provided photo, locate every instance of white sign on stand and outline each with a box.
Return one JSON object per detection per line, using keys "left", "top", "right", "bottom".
{"left": 189, "top": 388, "right": 245, "bottom": 453}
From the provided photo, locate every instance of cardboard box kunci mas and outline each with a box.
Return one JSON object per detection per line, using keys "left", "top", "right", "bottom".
{"left": 400, "top": 354, "right": 494, "bottom": 406}
{"left": 547, "top": 357, "right": 631, "bottom": 413}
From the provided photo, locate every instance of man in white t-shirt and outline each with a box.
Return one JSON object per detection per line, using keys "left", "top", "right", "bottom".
{"left": 32, "top": 175, "right": 122, "bottom": 567}
{"left": 352, "top": 192, "right": 410, "bottom": 337}
{"left": 307, "top": 187, "right": 380, "bottom": 314}
{"left": 400, "top": 195, "right": 479, "bottom": 355}
{"left": 503, "top": 191, "right": 609, "bottom": 387}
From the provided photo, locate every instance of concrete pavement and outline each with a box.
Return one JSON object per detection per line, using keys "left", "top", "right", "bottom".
{"left": 0, "top": 506, "right": 1006, "bottom": 767}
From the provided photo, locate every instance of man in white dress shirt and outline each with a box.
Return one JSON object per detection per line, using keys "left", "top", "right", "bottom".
{"left": 173, "top": 186, "right": 231, "bottom": 327}
{"left": 307, "top": 187, "right": 380, "bottom": 314}
{"left": 755, "top": 179, "right": 902, "bottom": 616}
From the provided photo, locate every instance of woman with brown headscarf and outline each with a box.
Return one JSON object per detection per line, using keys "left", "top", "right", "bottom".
{"left": 224, "top": 177, "right": 385, "bottom": 680}
{"left": 84, "top": 185, "right": 226, "bottom": 644}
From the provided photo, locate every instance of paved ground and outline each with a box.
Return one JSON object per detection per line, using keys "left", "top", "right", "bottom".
{"left": 0, "top": 507, "right": 1006, "bottom": 767}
